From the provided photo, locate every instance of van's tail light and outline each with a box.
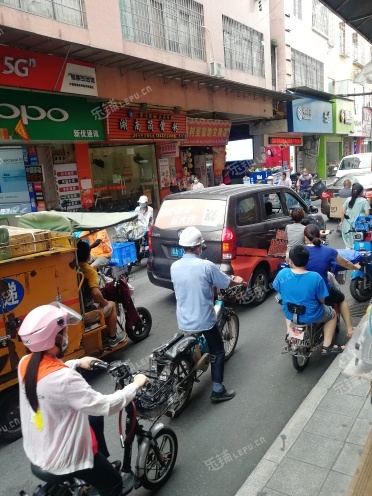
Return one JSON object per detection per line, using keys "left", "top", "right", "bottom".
{"left": 321, "top": 191, "right": 333, "bottom": 199}
{"left": 148, "top": 225, "right": 154, "bottom": 254}
{"left": 221, "top": 228, "right": 236, "bottom": 260}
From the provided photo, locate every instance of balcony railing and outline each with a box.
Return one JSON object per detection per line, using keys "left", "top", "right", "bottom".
{"left": 0, "top": 0, "right": 86, "bottom": 28}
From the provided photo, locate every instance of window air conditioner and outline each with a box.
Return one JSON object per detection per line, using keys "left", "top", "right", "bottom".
{"left": 209, "top": 62, "right": 225, "bottom": 78}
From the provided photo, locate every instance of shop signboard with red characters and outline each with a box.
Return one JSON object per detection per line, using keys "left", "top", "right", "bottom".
{"left": 105, "top": 109, "right": 187, "bottom": 141}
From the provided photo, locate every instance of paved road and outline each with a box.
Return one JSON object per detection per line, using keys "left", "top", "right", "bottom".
{"left": 2, "top": 217, "right": 348, "bottom": 496}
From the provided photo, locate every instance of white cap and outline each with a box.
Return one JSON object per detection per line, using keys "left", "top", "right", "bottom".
{"left": 138, "top": 195, "right": 148, "bottom": 204}
{"left": 179, "top": 226, "right": 204, "bottom": 247}
{"left": 267, "top": 176, "right": 273, "bottom": 180}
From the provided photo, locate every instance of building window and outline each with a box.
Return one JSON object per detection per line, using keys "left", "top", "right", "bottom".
{"left": 222, "top": 15, "right": 265, "bottom": 77}
{"left": 293, "top": 0, "right": 302, "bottom": 20}
{"left": 0, "top": 0, "right": 85, "bottom": 27}
{"left": 312, "top": 0, "right": 329, "bottom": 37}
{"left": 120, "top": 0, "right": 206, "bottom": 60}
{"left": 271, "top": 45, "right": 277, "bottom": 88}
{"left": 291, "top": 49, "right": 324, "bottom": 91}
{"left": 352, "top": 32, "right": 365, "bottom": 66}
{"left": 339, "top": 22, "right": 350, "bottom": 57}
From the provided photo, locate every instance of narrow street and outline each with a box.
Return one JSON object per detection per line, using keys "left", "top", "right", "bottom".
{"left": 1, "top": 217, "right": 354, "bottom": 496}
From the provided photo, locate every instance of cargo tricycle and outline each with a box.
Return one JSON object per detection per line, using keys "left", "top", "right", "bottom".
{"left": 0, "top": 211, "right": 151, "bottom": 441}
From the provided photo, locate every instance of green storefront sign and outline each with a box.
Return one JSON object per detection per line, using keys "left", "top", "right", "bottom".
{"left": 0, "top": 89, "right": 104, "bottom": 141}
{"left": 332, "top": 99, "right": 355, "bottom": 134}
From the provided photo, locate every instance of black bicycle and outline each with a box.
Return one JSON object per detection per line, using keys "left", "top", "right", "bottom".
{"left": 22, "top": 361, "right": 178, "bottom": 496}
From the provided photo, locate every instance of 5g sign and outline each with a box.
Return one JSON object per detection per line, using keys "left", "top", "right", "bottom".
{"left": 2, "top": 56, "right": 36, "bottom": 78}
{"left": 0, "top": 104, "right": 69, "bottom": 124}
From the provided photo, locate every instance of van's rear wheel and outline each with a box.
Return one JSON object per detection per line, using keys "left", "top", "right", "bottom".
{"left": 251, "top": 268, "right": 269, "bottom": 305}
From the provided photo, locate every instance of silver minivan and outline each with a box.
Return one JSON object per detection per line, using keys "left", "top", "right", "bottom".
{"left": 335, "top": 152, "right": 372, "bottom": 178}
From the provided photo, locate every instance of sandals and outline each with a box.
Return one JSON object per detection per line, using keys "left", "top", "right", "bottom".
{"left": 322, "top": 344, "right": 345, "bottom": 355}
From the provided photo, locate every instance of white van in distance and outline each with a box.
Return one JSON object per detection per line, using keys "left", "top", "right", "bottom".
{"left": 335, "top": 153, "right": 372, "bottom": 178}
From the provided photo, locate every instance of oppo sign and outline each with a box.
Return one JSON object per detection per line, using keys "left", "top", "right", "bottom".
{"left": 0, "top": 103, "right": 69, "bottom": 124}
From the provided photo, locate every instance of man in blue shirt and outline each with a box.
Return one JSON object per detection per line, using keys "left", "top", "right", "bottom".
{"left": 273, "top": 245, "right": 343, "bottom": 354}
{"left": 171, "top": 226, "right": 244, "bottom": 402}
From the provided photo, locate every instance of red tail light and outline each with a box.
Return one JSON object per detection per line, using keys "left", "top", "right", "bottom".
{"left": 221, "top": 228, "right": 236, "bottom": 260}
{"left": 148, "top": 224, "right": 154, "bottom": 254}
{"left": 321, "top": 191, "right": 333, "bottom": 199}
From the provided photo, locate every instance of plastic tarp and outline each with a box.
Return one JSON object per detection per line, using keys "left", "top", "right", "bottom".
{"left": 18, "top": 211, "right": 138, "bottom": 233}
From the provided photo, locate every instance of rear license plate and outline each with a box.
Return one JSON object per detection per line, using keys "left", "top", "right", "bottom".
{"left": 171, "top": 246, "right": 184, "bottom": 258}
{"left": 288, "top": 328, "right": 305, "bottom": 340}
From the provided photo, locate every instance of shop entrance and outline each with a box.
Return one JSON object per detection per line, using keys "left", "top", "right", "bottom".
{"left": 89, "top": 144, "right": 159, "bottom": 210}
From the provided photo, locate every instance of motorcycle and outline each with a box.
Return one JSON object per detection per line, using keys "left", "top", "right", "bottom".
{"left": 100, "top": 264, "right": 152, "bottom": 343}
{"left": 281, "top": 301, "right": 328, "bottom": 371}
{"left": 145, "top": 284, "right": 245, "bottom": 417}
{"left": 344, "top": 215, "right": 372, "bottom": 302}
{"left": 21, "top": 360, "right": 178, "bottom": 496}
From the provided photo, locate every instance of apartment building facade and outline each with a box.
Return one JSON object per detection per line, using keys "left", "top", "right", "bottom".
{"left": 0, "top": 0, "right": 293, "bottom": 212}
{"left": 251, "top": 0, "right": 372, "bottom": 178}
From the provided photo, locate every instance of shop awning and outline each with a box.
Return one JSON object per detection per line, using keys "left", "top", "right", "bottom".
{"left": 287, "top": 87, "right": 353, "bottom": 101}
{"left": 319, "top": 1, "right": 372, "bottom": 44}
{"left": 0, "top": 26, "right": 297, "bottom": 111}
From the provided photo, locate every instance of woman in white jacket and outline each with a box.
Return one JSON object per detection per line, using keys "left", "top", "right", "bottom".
{"left": 18, "top": 302, "right": 147, "bottom": 496}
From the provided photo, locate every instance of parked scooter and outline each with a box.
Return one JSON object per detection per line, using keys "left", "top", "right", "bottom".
{"left": 145, "top": 284, "right": 245, "bottom": 417}
{"left": 21, "top": 360, "right": 177, "bottom": 496}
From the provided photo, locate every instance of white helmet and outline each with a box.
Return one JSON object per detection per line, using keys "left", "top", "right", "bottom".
{"left": 179, "top": 226, "right": 204, "bottom": 247}
{"left": 138, "top": 195, "right": 148, "bottom": 204}
{"left": 267, "top": 176, "right": 273, "bottom": 180}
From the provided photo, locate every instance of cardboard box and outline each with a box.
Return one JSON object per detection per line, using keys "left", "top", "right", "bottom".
{"left": 4, "top": 227, "right": 52, "bottom": 258}
{"left": 329, "top": 198, "right": 345, "bottom": 219}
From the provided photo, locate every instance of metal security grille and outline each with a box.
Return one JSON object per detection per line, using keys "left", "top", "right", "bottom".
{"left": 312, "top": 0, "right": 329, "bottom": 37}
{"left": 0, "top": 0, "right": 85, "bottom": 27}
{"left": 291, "top": 49, "right": 324, "bottom": 91}
{"left": 120, "top": 0, "right": 206, "bottom": 60}
{"left": 293, "top": 0, "right": 302, "bottom": 20}
{"left": 222, "top": 15, "right": 264, "bottom": 77}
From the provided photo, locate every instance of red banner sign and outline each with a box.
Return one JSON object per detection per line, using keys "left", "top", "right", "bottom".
{"left": 0, "top": 46, "right": 97, "bottom": 96}
{"left": 269, "top": 136, "right": 303, "bottom": 146}
{"left": 160, "top": 143, "right": 179, "bottom": 157}
{"left": 106, "top": 109, "right": 187, "bottom": 141}
{"left": 185, "top": 118, "right": 231, "bottom": 146}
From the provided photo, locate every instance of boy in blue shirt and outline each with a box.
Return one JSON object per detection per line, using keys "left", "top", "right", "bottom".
{"left": 273, "top": 245, "right": 344, "bottom": 354}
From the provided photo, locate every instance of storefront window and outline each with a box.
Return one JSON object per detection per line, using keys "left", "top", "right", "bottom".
{"left": 89, "top": 144, "right": 159, "bottom": 209}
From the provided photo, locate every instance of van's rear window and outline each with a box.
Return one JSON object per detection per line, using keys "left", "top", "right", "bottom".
{"left": 155, "top": 199, "right": 226, "bottom": 229}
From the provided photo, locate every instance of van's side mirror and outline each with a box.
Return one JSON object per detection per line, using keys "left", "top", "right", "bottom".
{"left": 310, "top": 206, "right": 318, "bottom": 213}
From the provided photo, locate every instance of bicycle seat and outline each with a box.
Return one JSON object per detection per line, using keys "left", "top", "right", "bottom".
{"left": 152, "top": 333, "right": 185, "bottom": 357}
{"left": 287, "top": 302, "right": 306, "bottom": 325}
{"left": 165, "top": 335, "right": 197, "bottom": 359}
{"left": 287, "top": 303, "right": 306, "bottom": 315}
{"left": 31, "top": 463, "right": 69, "bottom": 484}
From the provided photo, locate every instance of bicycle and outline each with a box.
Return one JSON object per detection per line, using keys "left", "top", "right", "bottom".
{"left": 22, "top": 360, "right": 178, "bottom": 495}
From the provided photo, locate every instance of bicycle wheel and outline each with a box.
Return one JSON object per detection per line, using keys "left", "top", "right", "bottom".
{"left": 222, "top": 311, "right": 239, "bottom": 361}
{"left": 126, "top": 307, "right": 152, "bottom": 342}
{"left": 166, "top": 355, "right": 194, "bottom": 418}
{"left": 140, "top": 427, "right": 178, "bottom": 491}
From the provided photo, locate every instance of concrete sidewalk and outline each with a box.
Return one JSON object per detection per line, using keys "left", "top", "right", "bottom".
{"left": 235, "top": 356, "right": 372, "bottom": 496}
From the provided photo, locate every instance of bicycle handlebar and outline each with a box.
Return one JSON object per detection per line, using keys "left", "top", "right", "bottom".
{"left": 90, "top": 360, "right": 132, "bottom": 381}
